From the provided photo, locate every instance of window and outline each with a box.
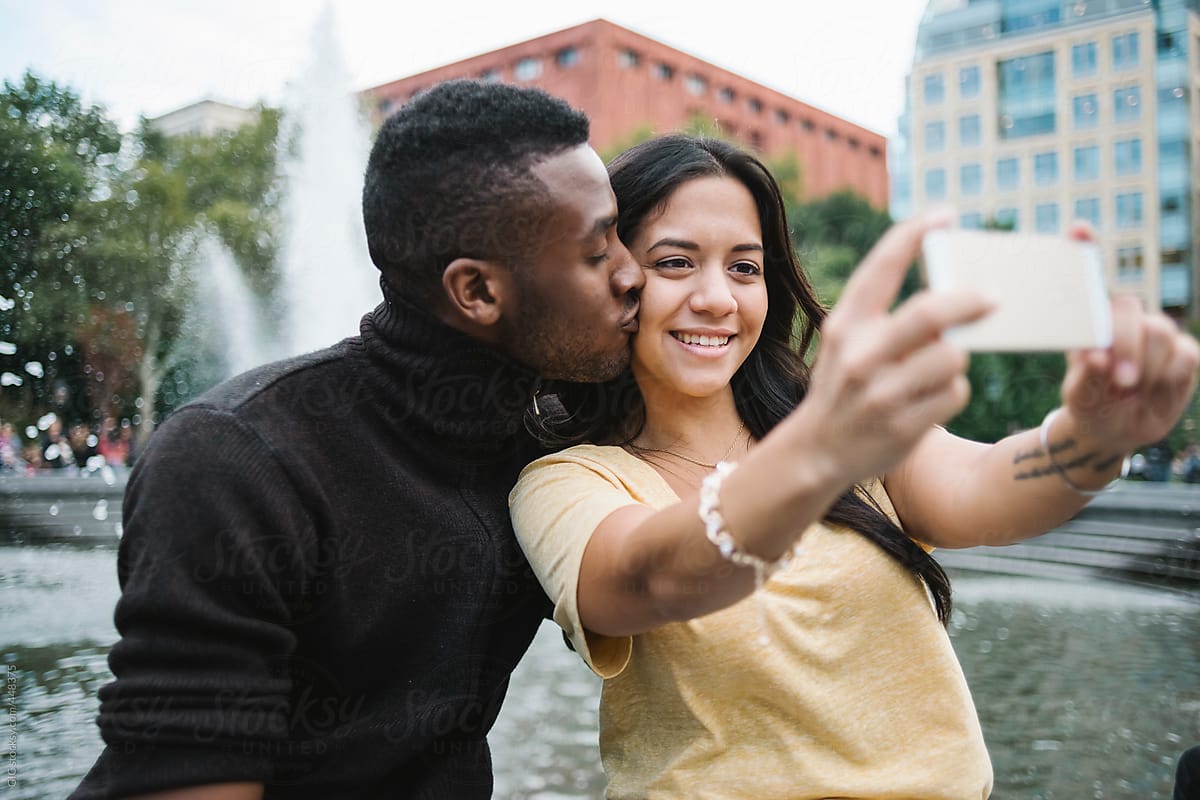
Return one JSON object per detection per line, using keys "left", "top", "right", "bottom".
{"left": 996, "top": 157, "right": 1019, "bottom": 190}
{"left": 685, "top": 74, "right": 707, "bottom": 96}
{"left": 995, "top": 208, "right": 1019, "bottom": 230}
{"left": 1035, "top": 202, "right": 1060, "bottom": 233}
{"left": 960, "top": 163, "right": 983, "bottom": 195}
{"left": 1114, "top": 138, "right": 1142, "bottom": 176}
{"left": 480, "top": 68, "right": 501, "bottom": 82}
{"left": 1074, "top": 145, "right": 1100, "bottom": 180}
{"left": 748, "top": 98, "right": 763, "bottom": 114}
{"left": 1117, "top": 245, "right": 1144, "bottom": 283}
{"left": 800, "top": 118, "right": 815, "bottom": 132}
{"left": 774, "top": 109, "right": 790, "bottom": 125}
{"left": 960, "top": 212, "right": 984, "bottom": 229}
{"left": 1112, "top": 32, "right": 1139, "bottom": 70}
{"left": 1034, "top": 151, "right": 1058, "bottom": 185}
{"left": 654, "top": 62, "right": 675, "bottom": 81}
{"left": 960, "top": 66, "right": 981, "bottom": 99}
{"left": 925, "top": 169, "right": 947, "bottom": 200}
{"left": 1116, "top": 192, "right": 1143, "bottom": 228}
{"left": 1113, "top": 86, "right": 1141, "bottom": 122}
{"left": 825, "top": 128, "right": 840, "bottom": 141}
{"left": 924, "top": 121, "right": 946, "bottom": 152}
{"left": 1074, "top": 197, "right": 1101, "bottom": 229}
{"left": 1072, "top": 41, "right": 1097, "bottom": 77}
{"left": 1002, "top": 0, "right": 1061, "bottom": 32}
{"left": 868, "top": 145, "right": 883, "bottom": 159}
{"left": 617, "top": 49, "right": 640, "bottom": 69}
{"left": 1072, "top": 93, "right": 1098, "bottom": 129}
{"left": 959, "top": 114, "right": 981, "bottom": 146}
{"left": 997, "top": 51, "right": 1056, "bottom": 138}
{"left": 556, "top": 47, "right": 580, "bottom": 68}
{"left": 514, "top": 58, "right": 542, "bottom": 81}
{"left": 924, "top": 73, "right": 945, "bottom": 104}
{"left": 717, "top": 87, "right": 735, "bottom": 104}
{"left": 847, "top": 137, "right": 861, "bottom": 150}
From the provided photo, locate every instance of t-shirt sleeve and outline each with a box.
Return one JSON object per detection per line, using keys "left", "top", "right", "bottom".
{"left": 70, "top": 406, "right": 315, "bottom": 798}
{"left": 509, "top": 451, "right": 637, "bottom": 679}
{"left": 867, "top": 477, "right": 934, "bottom": 553}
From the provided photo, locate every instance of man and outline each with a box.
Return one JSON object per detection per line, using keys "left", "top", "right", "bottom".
{"left": 71, "top": 80, "right": 641, "bottom": 799}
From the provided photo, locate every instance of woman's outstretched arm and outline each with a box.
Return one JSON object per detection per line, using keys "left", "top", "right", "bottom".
{"left": 885, "top": 226, "right": 1200, "bottom": 550}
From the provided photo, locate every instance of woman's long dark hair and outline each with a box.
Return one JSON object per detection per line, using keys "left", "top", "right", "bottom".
{"left": 527, "top": 134, "right": 952, "bottom": 624}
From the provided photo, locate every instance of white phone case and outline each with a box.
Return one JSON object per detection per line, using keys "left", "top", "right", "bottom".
{"left": 921, "top": 229, "right": 1112, "bottom": 352}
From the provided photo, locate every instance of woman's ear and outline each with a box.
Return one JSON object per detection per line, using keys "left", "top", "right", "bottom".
{"left": 441, "top": 258, "right": 513, "bottom": 328}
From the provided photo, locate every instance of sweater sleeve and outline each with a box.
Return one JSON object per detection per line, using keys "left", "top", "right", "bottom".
{"left": 70, "top": 406, "right": 317, "bottom": 798}
{"left": 509, "top": 449, "right": 637, "bottom": 679}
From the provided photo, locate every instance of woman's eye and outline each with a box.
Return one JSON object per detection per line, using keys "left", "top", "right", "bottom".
{"left": 587, "top": 252, "right": 609, "bottom": 264}
{"left": 654, "top": 257, "right": 691, "bottom": 270}
{"left": 731, "top": 261, "right": 762, "bottom": 276}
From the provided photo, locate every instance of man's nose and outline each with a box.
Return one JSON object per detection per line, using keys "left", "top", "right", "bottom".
{"left": 610, "top": 240, "right": 644, "bottom": 297}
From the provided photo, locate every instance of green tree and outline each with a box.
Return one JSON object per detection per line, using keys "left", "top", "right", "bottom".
{"left": 0, "top": 71, "right": 122, "bottom": 428}
{"left": 76, "top": 110, "right": 283, "bottom": 441}
{"left": 788, "top": 190, "right": 900, "bottom": 306}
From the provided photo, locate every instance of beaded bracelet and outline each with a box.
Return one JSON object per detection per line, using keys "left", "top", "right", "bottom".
{"left": 1038, "top": 407, "right": 1130, "bottom": 497}
{"left": 699, "top": 461, "right": 798, "bottom": 581}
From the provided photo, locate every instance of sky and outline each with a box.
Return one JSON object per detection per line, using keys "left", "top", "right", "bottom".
{"left": 0, "top": 0, "right": 930, "bottom": 139}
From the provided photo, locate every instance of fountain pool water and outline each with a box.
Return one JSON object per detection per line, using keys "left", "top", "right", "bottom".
{"left": 3, "top": 544, "right": 1197, "bottom": 799}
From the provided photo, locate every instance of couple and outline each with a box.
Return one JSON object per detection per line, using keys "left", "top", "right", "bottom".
{"left": 72, "top": 79, "right": 1198, "bottom": 799}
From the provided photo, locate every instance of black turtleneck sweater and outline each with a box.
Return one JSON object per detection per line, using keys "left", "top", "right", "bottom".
{"left": 71, "top": 287, "right": 554, "bottom": 800}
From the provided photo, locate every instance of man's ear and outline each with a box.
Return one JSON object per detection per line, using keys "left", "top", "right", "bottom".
{"left": 441, "top": 258, "right": 513, "bottom": 327}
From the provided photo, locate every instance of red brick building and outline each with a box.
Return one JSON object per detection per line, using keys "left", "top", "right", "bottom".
{"left": 364, "top": 19, "right": 888, "bottom": 207}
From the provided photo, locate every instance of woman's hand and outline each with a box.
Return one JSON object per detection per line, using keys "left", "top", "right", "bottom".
{"left": 792, "top": 211, "right": 994, "bottom": 487}
{"left": 1059, "top": 223, "right": 1200, "bottom": 455}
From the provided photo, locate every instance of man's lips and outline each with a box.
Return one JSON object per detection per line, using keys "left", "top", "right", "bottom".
{"left": 619, "top": 304, "right": 640, "bottom": 333}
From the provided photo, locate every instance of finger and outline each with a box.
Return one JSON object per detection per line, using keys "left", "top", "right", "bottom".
{"left": 1156, "top": 330, "right": 1200, "bottom": 395}
{"left": 878, "top": 288, "right": 995, "bottom": 361}
{"left": 836, "top": 208, "right": 953, "bottom": 319}
{"left": 1138, "top": 314, "right": 1176, "bottom": 388}
{"left": 1065, "top": 220, "right": 1098, "bottom": 243}
{"left": 1062, "top": 348, "right": 1114, "bottom": 413}
{"left": 865, "top": 338, "right": 968, "bottom": 424}
{"left": 894, "top": 373, "right": 973, "bottom": 435}
{"left": 1108, "top": 294, "right": 1144, "bottom": 390}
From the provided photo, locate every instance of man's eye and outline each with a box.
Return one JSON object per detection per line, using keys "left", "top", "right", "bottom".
{"left": 587, "top": 252, "right": 609, "bottom": 264}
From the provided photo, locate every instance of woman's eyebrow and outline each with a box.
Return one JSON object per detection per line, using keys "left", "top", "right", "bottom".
{"left": 647, "top": 238, "right": 764, "bottom": 254}
{"left": 647, "top": 237, "right": 699, "bottom": 251}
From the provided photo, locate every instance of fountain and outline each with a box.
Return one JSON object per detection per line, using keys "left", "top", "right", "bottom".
{"left": 276, "top": 3, "right": 379, "bottom": 358}
{"left": 0, "top": 5, "right": 380, "bottom": 544}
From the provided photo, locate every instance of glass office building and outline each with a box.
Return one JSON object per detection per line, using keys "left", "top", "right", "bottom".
{"left": 892, "top": 0, "right": 1200, "bottom": 317}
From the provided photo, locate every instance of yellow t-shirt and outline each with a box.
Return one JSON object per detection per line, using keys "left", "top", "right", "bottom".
{"left": 510, "top": 444, "right": 993, "bottom": 800}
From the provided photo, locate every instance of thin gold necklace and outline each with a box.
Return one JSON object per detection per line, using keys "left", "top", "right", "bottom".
{"left": 635, "top": 419, "right": 747, "bottom": 469}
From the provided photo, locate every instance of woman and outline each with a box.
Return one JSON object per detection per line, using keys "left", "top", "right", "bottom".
{"left": 510, "top": 135, "right": 1199, "bottom": 799}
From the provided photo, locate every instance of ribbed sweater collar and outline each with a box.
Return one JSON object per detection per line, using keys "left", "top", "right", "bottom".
{"left": 358, "top": 280, "right": 541, "bottom": 460}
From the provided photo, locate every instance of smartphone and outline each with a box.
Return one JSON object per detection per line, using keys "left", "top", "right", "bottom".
{"left": 921, "top": 229, "right": 1112, "bottom": 352}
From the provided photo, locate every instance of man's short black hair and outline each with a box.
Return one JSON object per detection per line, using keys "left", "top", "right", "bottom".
{"left": 362, "top": 79, "right": 590, "bottom": 303}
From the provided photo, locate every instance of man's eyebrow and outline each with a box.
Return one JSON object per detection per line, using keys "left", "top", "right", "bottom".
{"left": 588, "top": 215, "right": 619, "bottom": 238}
